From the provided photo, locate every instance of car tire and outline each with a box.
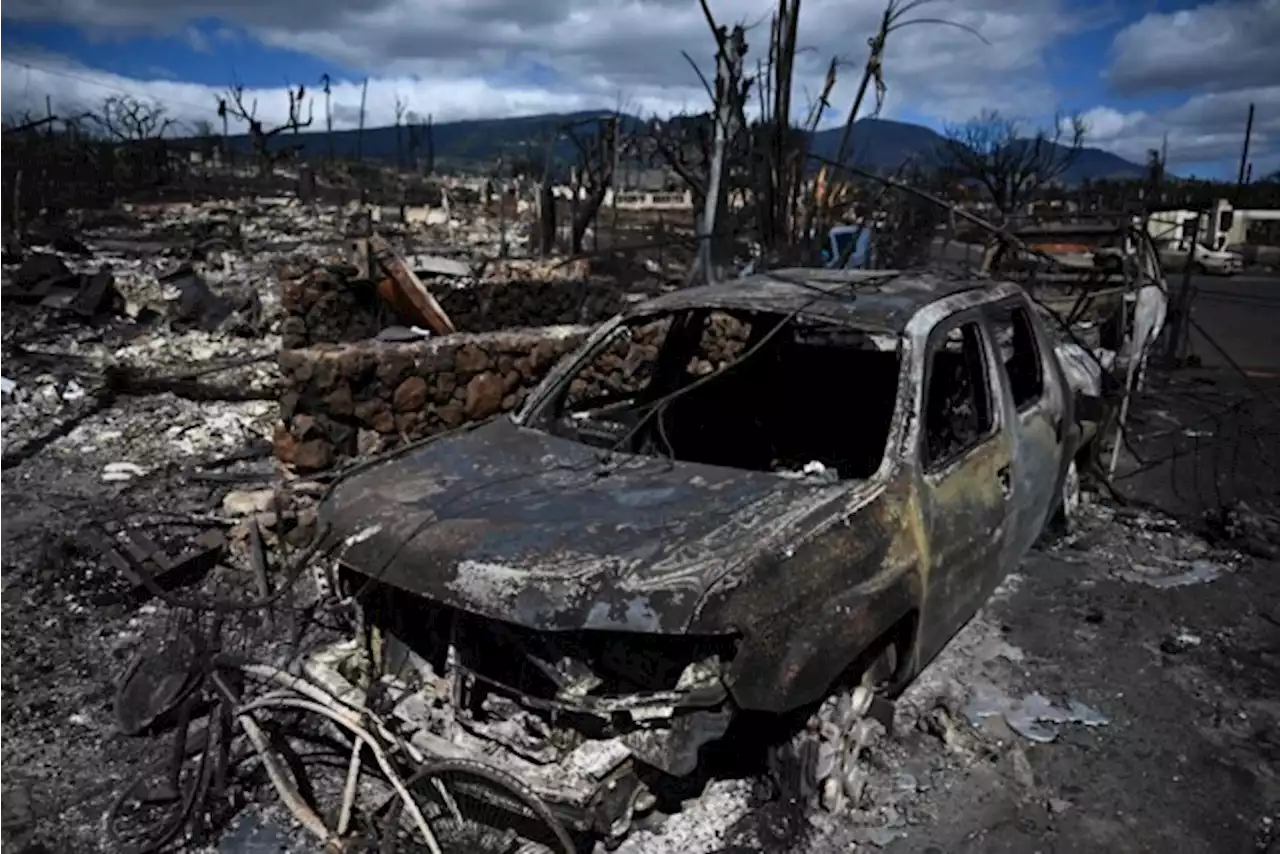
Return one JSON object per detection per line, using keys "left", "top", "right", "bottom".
{"left": 1048, "top": 458, "right": 1081, "bottom": 534}
{"left": 767, "top": 646, "right": 896, "bottom": 813}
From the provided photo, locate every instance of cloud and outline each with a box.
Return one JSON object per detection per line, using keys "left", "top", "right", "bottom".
{"left": 1086, "top": 0, "right": 1280, "bottom": 176}
{"left": 1, "top": 0, "right": 1083, "bottom": 130}
{"left": 1108, "top": 0, "right": 1280, "bottom": 97}
{"left": 1080, "top": 86, "right": 1280, "bottom": 174}
{"left": 0, "top": 50, "right": 684, "bottom": 130}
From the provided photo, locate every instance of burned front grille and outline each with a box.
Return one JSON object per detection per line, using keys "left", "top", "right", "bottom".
{"left": 343, "top": 568, "right": 737, "bottom": 713}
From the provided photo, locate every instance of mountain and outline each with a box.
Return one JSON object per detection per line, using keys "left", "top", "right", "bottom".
{"left": 206, "top": 112, "right": 1146, "bottom": 183}
{"left": 808, "top": 119, "right": 1146, "bottom": 181}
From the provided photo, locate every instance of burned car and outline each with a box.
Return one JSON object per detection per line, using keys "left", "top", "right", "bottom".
{"left": 308, "top": 269, "right": 1081, "bottom": 842}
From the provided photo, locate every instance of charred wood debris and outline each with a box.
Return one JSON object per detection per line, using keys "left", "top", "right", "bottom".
{"left": 3, "top": 3, "right": 1279, "bottom": 854}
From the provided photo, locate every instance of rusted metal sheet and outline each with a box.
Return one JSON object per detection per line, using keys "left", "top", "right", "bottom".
{"left": 369, "top": 233, "right": 456, "bottom": 335}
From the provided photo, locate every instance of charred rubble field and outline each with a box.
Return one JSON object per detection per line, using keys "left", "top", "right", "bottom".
{"left": 3, "top": 199, "right": 1279, "bottom": 854}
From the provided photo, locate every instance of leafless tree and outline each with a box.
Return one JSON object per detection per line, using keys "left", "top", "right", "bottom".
{"left": 564, "top": 115, "right": 619, "bottom": 254}
{"left": 218, "top": 82, "right": 314, "bottom": 176}
{"left": 88, "top": 95, "right": 176, "bottom": 142}
{"left": 936, "top": 109, "right": 1088, "bottom": 215}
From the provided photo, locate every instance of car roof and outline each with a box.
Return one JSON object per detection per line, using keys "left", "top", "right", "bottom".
{"left": 623, "top": 269, "right": 1003, "bottom": 334}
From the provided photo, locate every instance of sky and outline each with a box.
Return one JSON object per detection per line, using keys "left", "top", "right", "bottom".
{"left": 2, "top": 0, "right": 1277, "bottom": 180}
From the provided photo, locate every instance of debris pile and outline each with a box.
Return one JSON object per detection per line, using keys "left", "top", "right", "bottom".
{"left": 4, "top": 253, "right": 122, "bottom": 320}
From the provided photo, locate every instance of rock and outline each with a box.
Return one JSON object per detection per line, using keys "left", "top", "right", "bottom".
{"left": 395, "top": 412, "right": 420, "bottom": 435}
{"left": 438, "top": 402, "right": 464, "bottom": 428}
{"left": 1008, "top": 746, "right": 1037, "bottom": 791}
{"left": 273, "top": 423, "right": 296, "bottom": 463}
{"left": 102, "top": 461, "right": 146, "bottom": 482}
{"left": 376, "top": 350, "right": 415, "bottom": 386}
{"left": 393, "top": 376, "right": 428, "bottom": 412}
{"left": 372, "top": 409, "right": 397, "bottom": 434}
{"left": 455, "top": 343, "right": 491, "bottom": 374}
{"left": 464, "top": 372, "right": 506, "bottom": 419}
{"left": 293, "top": 414, "right": 319, "bottom": 439}
{"left": 357, "top": 429, "right": 383, "bottom": 455}
{"left": 293, "top": 439, "right": 333, "bottom": 472}
{"left": 325, "top": 384, "right": 354, "bottom": 416}
{"left": 353, "top": 398, "right": 388, "bottom": 427}
{"left": 222, "top": 488, "right": 276, "bottom": 517}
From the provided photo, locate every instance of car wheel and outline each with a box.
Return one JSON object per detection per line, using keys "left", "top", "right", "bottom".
{"left": 1049, "top": 458, "right": 1081, "bottom": 534}
{"left": 767, "top": 646, "right": 896, "bottom": 814}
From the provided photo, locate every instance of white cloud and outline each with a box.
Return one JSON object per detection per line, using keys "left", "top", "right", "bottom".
{"left": 1, "top": 0, "right": 1083, "bottom": 131}
{"left": 1084, "top": 0, "right": 1280, "bottom": 175}
{"left": 1108, "top": 0, "right": 1280, "bottom": 96}
{"left": 1079, "top": 86, "right": 1280, "bottom": 174}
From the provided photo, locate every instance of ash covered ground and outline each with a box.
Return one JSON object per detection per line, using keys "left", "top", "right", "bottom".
{"left": 2, "top": 199, "right": 1278, "bottom": 854}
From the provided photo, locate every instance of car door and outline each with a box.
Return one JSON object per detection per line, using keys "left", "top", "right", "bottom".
{"left": 982, "top": 297, "right": 1067, "bottom": 564}
{"left": 914, "top": 311, "right": 1013, "bottom": 651}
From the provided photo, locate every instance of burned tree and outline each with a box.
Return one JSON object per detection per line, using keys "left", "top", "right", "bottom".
{"left": 650, "top": 0, "right": 984, "bottom": 278}
{"left": 937, "top": 110, "right": 1087, "bottom": 216}
{"left": 644, "top": 3, "right": 752, "bottom": 278}
{"left": 88, "top": 95, "right": 176, "bottom": 142}
{"left": 218, "top": 83, "right": 314, "bottom": 177}
{"left": 564, "top": 116, "right": 618, "bottom": 254}
{"left": 87, "top": 95, "right": 178, "bottom": 186}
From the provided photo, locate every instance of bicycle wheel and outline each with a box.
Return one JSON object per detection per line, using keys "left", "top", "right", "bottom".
{"left": 382, "top": 757, "right": 577, "bottom": 854}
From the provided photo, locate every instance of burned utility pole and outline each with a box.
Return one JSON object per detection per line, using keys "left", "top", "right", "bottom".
{"left": 1236, "top": 102, "right": 1255, "bottom": 200}
{"left": 321, "top": 73, "right": 333, "bottom": 161}
{"left": 356, "top": 77, "right": 369, "bottom": 161}
{"left": 1165, "top": 214, "right": 1201, "bottom": 366}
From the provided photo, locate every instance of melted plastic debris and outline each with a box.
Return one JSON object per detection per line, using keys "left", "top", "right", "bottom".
{"left": 963, "top": 683, "right": 1111, "bottom": 743}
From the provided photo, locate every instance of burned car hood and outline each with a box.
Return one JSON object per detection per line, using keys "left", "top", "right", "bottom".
{"left": 319, "top": 418, "right": 850, "bottom": 634}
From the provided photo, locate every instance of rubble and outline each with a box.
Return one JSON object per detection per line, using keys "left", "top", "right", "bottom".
{"left": 3, "top": 167, "right": 1276, "bottom": 854}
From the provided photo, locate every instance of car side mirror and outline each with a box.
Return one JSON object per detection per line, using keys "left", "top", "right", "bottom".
{"left": 820, "top": 249, "right": 832, "bottom": 262}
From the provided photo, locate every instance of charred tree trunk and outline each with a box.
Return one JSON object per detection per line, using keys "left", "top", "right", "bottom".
{"left": 537, "top": 182, "right": 556, "bottom": 256}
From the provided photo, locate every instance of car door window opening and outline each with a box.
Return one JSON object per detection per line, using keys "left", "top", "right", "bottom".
{"left": 989, "top": 304, "right": 1045, "bottom": 410}
{"left": 923, "top": 321, "right": 995, "bottom": 468}
{"left": 534, "top": 307, "right": 901, "bottom": 481}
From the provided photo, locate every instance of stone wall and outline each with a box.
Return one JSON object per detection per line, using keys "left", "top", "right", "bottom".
{"left": 281, "top": 262, "right": 653, "bottom": 348}
{"left": 281, "top": 266, "right": 386, "bottom": 349}
{"left": 275, "top": 326, "right": 590, "bottom": 470}
{"left": 275, "top": 309, "right": 753, "bottom": 471}
{"left": 435, "top": 278, "right": 633, "bottom": 335}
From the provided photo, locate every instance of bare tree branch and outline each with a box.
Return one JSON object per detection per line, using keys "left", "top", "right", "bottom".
{"left": 88, "top": 95, "right": 176, "bottom": 142}
{"left": 936, "top": 109, "right": 1088, "bottom": 215}
{"left": 220, "top": 81, "right": 314, "bottom": 176}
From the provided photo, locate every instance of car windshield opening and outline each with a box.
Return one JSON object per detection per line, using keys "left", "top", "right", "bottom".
{"left": 531, "top": 308, "right": 901, "bottom": 481}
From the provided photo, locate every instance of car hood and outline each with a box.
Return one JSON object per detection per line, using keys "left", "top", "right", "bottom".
{"left": 318, "top": 418, "right": 850, "bottom": 634}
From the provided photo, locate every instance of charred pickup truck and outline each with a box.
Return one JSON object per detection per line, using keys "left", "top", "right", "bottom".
{"left": 308, "top": 268, "right": 1083, "bottom": 843}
